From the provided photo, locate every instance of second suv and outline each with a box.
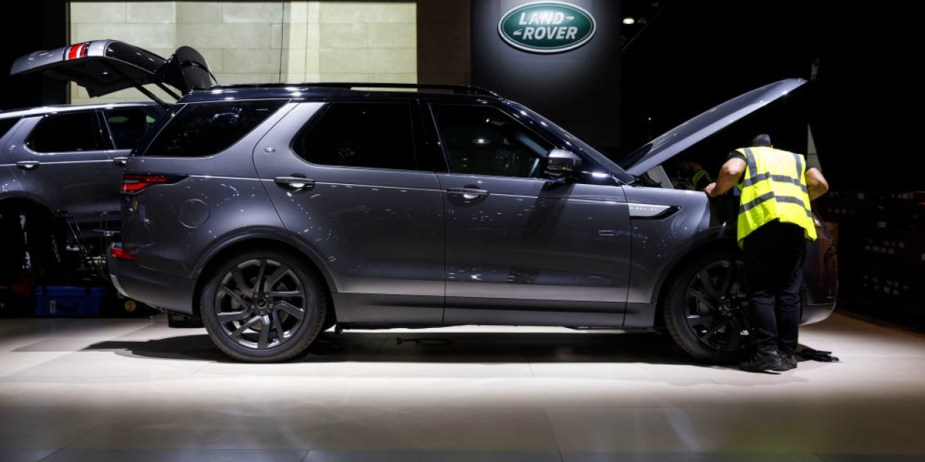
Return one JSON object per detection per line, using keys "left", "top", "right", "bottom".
{"left": 0, "top": 102, "right": 159, "bottom": 277}
{"left": 4, "top": 40, "right": 211, "bottom": 279}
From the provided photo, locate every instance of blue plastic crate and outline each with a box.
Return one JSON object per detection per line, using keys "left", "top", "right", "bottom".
{"left": 34, "top": 286, "right": 104, "bottom": 317}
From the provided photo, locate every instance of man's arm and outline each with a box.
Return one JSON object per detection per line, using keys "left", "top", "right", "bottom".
{"left": 704, "top": 157, "right": 746, "bottom": 197}
{"left": 805, "top": 167, "right": 829, "bottom": 201}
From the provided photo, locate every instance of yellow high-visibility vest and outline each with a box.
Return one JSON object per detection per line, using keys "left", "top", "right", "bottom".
{"left": 736, "top": 146, "right": 817, "bottom": 246}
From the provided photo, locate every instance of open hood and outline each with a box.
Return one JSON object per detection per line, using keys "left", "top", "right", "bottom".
{"left": 621, "top": 78, "right": 806, "bottom": 177}
{"left": 11, "top": 39, "right": 214, "bottom": 99}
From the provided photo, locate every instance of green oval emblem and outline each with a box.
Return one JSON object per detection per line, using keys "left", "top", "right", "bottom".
{"left": 498, "top": 2, "right": 596, "bottom": 53}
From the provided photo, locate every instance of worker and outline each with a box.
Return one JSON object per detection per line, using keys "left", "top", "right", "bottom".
{"left": 704, "top": 133, "right": 829, "bottom": 372}
{"left": 679, "top": 157, "right": 713, "bottom": 190}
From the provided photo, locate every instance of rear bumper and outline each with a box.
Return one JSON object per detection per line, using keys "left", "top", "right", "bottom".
{"left": 801, "top": 278, "right": 838, "bottom": 326}
{"left": 109, "top": 251, "right": 196, "bottom": 315}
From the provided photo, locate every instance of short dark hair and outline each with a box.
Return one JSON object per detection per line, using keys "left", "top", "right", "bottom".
{"left": 751, "top": 133, "right": 772, "bottom": 147}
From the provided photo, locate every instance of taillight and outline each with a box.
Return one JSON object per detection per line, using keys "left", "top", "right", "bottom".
{"left": 121, "top": 174, "right": 185, "bottom": 194}
{"left": 110, "top": 244, "right": 135, "bottom": 261}
{"left": 65, "top": 43, "right": 90, "bottom": 60}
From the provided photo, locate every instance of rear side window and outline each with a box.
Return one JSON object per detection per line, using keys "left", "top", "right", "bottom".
{"left": 143, "top": 100, "right": 285, "bottom": 157}
{"left": 27, "top": 111, "right": 110, "bottom": 153}
{"left": 293, "top": 102, "right": 418, "bottom": 171}
{"left": 105, "top": 108, "right": 157, "bottom": 150}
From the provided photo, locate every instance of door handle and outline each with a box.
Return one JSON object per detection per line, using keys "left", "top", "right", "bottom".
{"left": 16, "top": 161, "right": 40, "bottom": 171}
{"left": 447, "top": 187, "right": 489, "bottom": 200}
{"left": 274, "top": 176, "right": 316, "bottom": 191}
{"left": 113, "top": 157, "right": 128, "bottom": 167}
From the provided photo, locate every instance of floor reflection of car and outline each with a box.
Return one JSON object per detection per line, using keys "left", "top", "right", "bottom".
{"left": 15, "top": 40, "right": 837, "bottom": 363}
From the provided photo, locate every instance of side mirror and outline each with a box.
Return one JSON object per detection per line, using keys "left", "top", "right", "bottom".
{"left": 544, "top": 149, "right": 582, "bottom": 179}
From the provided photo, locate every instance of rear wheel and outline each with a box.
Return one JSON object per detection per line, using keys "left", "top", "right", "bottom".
{"left": 662, "top": 250, "right": 752, "bottom": 363}
{"left": 0, "top": 205, "right": 68, "bottom": 282}
{"left": 200, "top": 250, "right": 326, "bottom": 362}
{"left": 0, "top": 205, "right": 25, "bottom": 283}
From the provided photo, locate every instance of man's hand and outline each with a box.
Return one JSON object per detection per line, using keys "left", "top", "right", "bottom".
{"left": 707, "top": 157, "right": 746, "bottom": 198}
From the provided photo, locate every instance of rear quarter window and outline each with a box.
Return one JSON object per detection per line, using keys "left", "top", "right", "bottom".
{"left": 292, "top": 102, "right": 419, "bottom": 171}
{"left": 105, "top": 108, "right": 158, "bottom": 150}
{"left": 142, "top": 100, "right": 285, "bottom": 157}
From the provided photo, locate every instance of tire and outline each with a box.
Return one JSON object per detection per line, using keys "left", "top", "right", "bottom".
{"left": 200, "top": 249, "right": 327, "bottom": 362}
{"left": 22, "top": 209, "right": 67, "bottom": 281}
{"left": 0, "top": 205, "right": 26, "bottom": 284}
{"left": 662, "top": 249, "right": 752, "bottom": 364}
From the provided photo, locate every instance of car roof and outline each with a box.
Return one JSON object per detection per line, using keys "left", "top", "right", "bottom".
{"left": 178, "top": 83, "right": 503, "bottom": 104}
{"left": 0, "top": 101, "right": 159, "bottom": 119}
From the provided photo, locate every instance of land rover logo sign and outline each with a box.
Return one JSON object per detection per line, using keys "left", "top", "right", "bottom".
{"left": 498, "top": 2, "right": 596, "bottom": 54}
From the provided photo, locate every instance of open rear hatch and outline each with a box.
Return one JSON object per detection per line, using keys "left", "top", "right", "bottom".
{"left": 11, "top": 39, "right": 214, "bottom": 105}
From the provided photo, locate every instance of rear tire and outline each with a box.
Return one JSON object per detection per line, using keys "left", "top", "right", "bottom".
{"left": 200, "top": 249, "right": 326, "bottom": 362}
{"left": 662, "top": 249, "right": 752, "bottom": 364}
{"left": 0, "top": 205, "right": 25, "bottom": 284}
{"left": 22, "top": 209, "right": 67, "bottom": 282}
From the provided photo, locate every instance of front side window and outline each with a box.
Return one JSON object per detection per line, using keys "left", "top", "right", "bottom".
{"left": 27, "top": 111, "right": 109, "bottom": 153}
{"left": 431, "top": 105, "right": 553, "bottom": 178}
{"left": 144, "top": 100, "right": 285, "bottom": 157}
{"left": 293, "top": 102, "right": 418, "bottom": 171}
{"left": 104, "top": 108, "right": 157, "bottom": 150}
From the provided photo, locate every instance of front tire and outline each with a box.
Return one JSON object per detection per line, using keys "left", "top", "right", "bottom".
{"left": 200, "top": 250, "right": 326, "bottom": 362}
{"left": 662, "top": 249, "right": 751, "bottom": 364}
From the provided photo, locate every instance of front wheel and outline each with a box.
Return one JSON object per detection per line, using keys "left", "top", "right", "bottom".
{"left": 662, "top": 249, "right": 752, "bottom": 364}
{"left": 200, "top": 250, "right": 326, "bottom": 362}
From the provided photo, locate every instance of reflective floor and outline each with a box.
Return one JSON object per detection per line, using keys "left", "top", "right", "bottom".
{"left": 1, "top": 311, "right": 924, "bottom": 462}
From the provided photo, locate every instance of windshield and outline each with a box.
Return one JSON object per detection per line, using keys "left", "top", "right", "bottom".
{"left": 504, "top": 101, "right": 634, "bottom": 183}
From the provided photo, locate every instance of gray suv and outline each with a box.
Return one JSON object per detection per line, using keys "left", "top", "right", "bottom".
{"left": 4, "top": 40, "right": 210, "bottom": 279}
{"left": 0, "top": 102, "right": 159, "bottom": 278}
{"left": 18, "top": 40, "right": 837, "bottom": 363}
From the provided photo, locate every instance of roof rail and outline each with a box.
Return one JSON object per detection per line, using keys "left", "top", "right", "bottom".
{"left": 302, "top": 82, "right": 500, "bottom": 97}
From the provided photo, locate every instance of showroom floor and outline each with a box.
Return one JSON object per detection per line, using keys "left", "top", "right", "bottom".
{"left": 1, "top": 311, "right": 924, "bottom": 462}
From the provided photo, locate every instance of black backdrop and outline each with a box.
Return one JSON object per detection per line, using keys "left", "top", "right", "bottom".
{"left": 3, "top": 0, "right": 919, "bottom": 190}
{"left": 471, "top": 0, "right": 622, "bottom": 155}
{"left": 619, "top": 0, "right": 919, "bottom": 192}
{"left": 1, "top": 1, "right": 67, "bottom": 110}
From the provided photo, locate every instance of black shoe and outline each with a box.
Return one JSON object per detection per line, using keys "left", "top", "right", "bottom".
{"left": 739, "top": 352, "right": 783, "bottom": 372}
{"left": 774, "top": 354, "right": 798, "bottom": 371}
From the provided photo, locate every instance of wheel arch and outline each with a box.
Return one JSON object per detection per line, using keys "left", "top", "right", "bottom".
{"left": 0, "top": 195, "right": 55, "bottom": 218}
{"left": 190, "top": 237, "right": 337, "bottom": 327}
{"left": 652, "top": 238, "right": 741, "bottom": 329}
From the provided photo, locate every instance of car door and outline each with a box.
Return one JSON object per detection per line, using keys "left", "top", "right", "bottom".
{"left": 429, "top": 103, "right": 632, "bottom": 326}
{"left": 6, "top": 109, "right": 128, "bottom": 224}
{"left": 252, "top": 100, "right": 446, "bottom": 325}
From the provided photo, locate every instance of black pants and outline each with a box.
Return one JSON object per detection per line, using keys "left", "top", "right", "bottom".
{"left": 742, "top": 220, "right": 807, "bottom": 357}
